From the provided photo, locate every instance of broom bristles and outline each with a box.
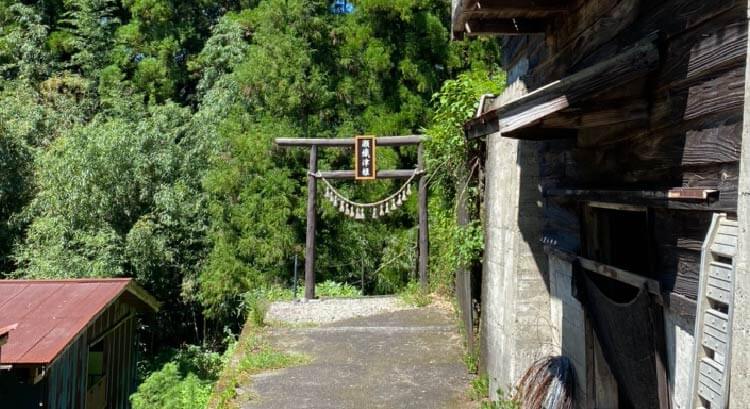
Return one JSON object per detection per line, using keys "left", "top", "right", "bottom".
{"left": 514, "top": 356, "right": 575, "bottom": 409}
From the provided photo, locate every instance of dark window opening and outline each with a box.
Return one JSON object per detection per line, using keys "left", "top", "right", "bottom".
{"left": 87, "top": 340, "right": 104, "bottom": 389}
{"left": 582, "top": 205, "right": 653, "bottom": 277}
{"left": 87, "top": 340, "right": 107, "bottom": 409}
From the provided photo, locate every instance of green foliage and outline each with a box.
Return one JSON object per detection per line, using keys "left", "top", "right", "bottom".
{"left": 210, "top": 326, "right": 309, "bottom": 409}
{"left": 0, "top": 0, "right": 505, "bottom": 398}
{"left": 464, "top": 348, "right": 479, "bottom": 374}
{"left": 315, "top": 280, "right": 361, "bottom": 297}
{"left": 470, "top": 376, "right": 520, "bottom": 409}
{"left": 423, "top": 68, "right": 504, "bottom": 293}
{"left": 243, "top": 291, "right": 270, "bottom": 327}
{"left": 399, "top": 280, "right": 431, "bottom": 307}
{"left": 470, "top": 375, "right": 490, "bottom": 400}
{"left": 482, "top": 390, "right": 521, "bottom": 409}
{"left": 131, "top": 362, "right": 213, "bottom": 409}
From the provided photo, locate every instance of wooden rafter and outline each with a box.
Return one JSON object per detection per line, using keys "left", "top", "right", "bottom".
{"left": 578, "top": 257, "right": 662, "bottom": 298}
{"left": 544, "top": 188, "right": 727, "bottom": 211}
{"left": 274, "top": 135, "right": 423, "bottom": 147}
{"left": 453, "top": 0, "right": 571, "bottom": 37}
{"left": 465, "top": 34, "right": 660, "bottom": 139}
{"left": 316, "top": 169, "right": 418, "bottom": 179}
{"left": 464, "top": 18, "right": 547, "bottom": 36}
{"left": 464, "top": 0, "right": 571, "bottom": 16}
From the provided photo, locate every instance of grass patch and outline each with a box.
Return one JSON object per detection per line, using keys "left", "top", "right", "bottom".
{"left": 208, "top": 323, "right": 309, "bottom": 409}
{"left": 399, "top": 281, "right": 432, "bottom": 307}
{"left": 469, "top": 375, "right": 521, "bottom": 409}
{"left": 315, "top": 280, "right": 361, "bottom": 297}
{"left": 468, "top": 375, "right": 520, "bottom": 409}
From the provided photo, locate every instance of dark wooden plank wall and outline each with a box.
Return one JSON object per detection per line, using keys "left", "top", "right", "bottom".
{"left": 46, "top": 300, "right": 138, "bottom": 409}
{"left": 499, "top": 0, "right": 746, "bottom": 324}
{"left": 47, "top": 328, "right": 89, "bottom": 409}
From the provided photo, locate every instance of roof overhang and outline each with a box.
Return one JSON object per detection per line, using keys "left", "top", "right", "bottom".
{"left": 452, "top": 0, "right": 573, "bottom": 39}
{"left": 122, "top": 280, "right": 161, "bottom": 313}
{"left": 0, "top": 324, "right": 17, "bottom": 367}
{"left": 0, "top": 324, "right": 16, "bottom": 347}
{"left": 464, "top": 34, "right": 660, "bottom": 139}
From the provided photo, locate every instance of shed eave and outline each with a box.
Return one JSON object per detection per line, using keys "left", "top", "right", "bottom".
{"left": 464, "top": 33, "right": 661, "bottom": 139}
{"left": 452, "top": 0, "right": 572, "bottom": 38}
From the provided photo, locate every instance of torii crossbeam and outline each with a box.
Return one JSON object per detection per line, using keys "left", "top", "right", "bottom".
{"left": 274, "top": 135, "right": 429, "bottom": 299}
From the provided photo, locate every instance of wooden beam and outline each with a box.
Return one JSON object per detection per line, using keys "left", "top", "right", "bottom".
{"left": 578, "top": 256, "right": 662, "bottom": 297}
{"left": 418, "top": 144, "right": 429, "bottom": 291}
{"left": 451, "top": 0, "right": 466, "bottom": 38}
{"left": 464, "top": 18, "right": 547, "bottom": 36}
{"left": 275, "top": 135, "right": 424, "bottom": 147}
{"left": 465, "top": 34, "right": 660, "bottom": 139}
{"left": 454, "top": 0, "right": 569, "bottom": 34}
{"left": 540, "top": 100, "right": 649, "bottom": 129}
{"left": 463, "top": 0, "right": 571, "bottom": 18}
{"left": 545, "top": 188, "right": 729, "bottom": 211}
{"left": 455, "top": 156, "right": 474, "bottom": 356}
{"left": 503, "top": 127, "right": 577, "bottom": 140}
{"left": 316, "top": 169, "right": 418, "bottom": 179}
{"left": 305, "top": 146, "right": 318, "bottom": 300}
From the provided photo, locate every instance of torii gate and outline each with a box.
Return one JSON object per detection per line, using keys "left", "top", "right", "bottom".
{"left": 274, "top": 135, "right": 429, "bottom": 300}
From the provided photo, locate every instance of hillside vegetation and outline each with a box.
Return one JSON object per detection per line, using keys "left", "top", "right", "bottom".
{"left": 0, "top": 0, "right": 503, "bottom": 405}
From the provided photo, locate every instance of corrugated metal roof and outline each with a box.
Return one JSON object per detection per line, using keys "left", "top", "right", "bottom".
{"left": 0, "top": 279, "right": 156, "bottom": 365}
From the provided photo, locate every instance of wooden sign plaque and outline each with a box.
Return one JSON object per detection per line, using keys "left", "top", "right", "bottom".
{"left": 354, "top": 135, "right": 376, "bottom": 180}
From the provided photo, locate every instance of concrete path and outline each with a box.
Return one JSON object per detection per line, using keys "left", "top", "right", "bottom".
{"left": 241, "top": 302, "right": 473, "bottom": 409}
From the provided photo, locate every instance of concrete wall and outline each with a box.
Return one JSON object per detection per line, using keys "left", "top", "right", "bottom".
{"left": 480, "top": 130, "right": 553, "bottom": 399}
{"left": 664, "top": 310, "right": 695, "bottom": 409}
{"left": 729, "top": 2, "right": 750, "bottom": 405}
{"left": 549, "top": 256, "right": 587, "bottom": 404}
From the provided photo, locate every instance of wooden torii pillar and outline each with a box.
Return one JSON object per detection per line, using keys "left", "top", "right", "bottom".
{"left": 275, "top": 135, "right": 429, "bottom": 299}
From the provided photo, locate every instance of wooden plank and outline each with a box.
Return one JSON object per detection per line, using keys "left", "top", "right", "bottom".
{"left": 653, "top": 210, "right": 712, "bottom": 252}
{"left": 549, "top": 0, "right": 619, "bottom": 55}
{"left": 461, "top": 0, "right": 571, "bottom": 19}
{"left": 706, "top": 280, "right": 730, "bottom": 304}
{"left": 569, "top": 112, "right": 742, "bottom": 178}
{"left": 464, "top": 18, "right": 547, "bottom": 36}
{"left": 577, "top": 256, "right": 661, "bottom": 296}
{"left": 711, "top": 243, "right": 737, "bottom": 258}
{"left": 531, "top": 0, "right": 641, "bottom": 85}
{"left": 316, "top": 169, "right": 418, "bottom": 179}
{"left": 305, "top": 146, "right": 318, "bottom": 300}
{"left": 544, "top": 188, "right": 730, "bottom": 211}
{"left": 540, "top": 99, "right": 648, "bottom": 129}
{"left": 465, "top": 35, "right": 659, "bottom": 138}
{"left": 576, "top": 0, "right": 740, "bottom": 72}
{"left": 451, "top": 0, "right": 465, "bottom": 37}
{"left": 666, "top": 292, "right": 696, "bottom": 327}
{"left": 503, "top": 127, "right": 577, "bottom": 140}
{"left": 275, "top": 135, "right": 424, "bottom": 147}
{"left": 658, "top": 13, "right": 747, "bottom": 89}
{"left": 656, "top": 246, "right": 700, "bottom": 299}
{"left": 455, "top": 165, "right": 474, "bottom": 357}
{"left": 418, "top": 144, "right": 429, "bottom": 291}
{"left": 713, "top": 232, "right": 738, "bottom": 248}
{"left": 705, "top": 310, "right": 730, "bottom": 334}
{"left": 699, "top": 364, "right": 723, "bottom": 395}
{"left": 703, "top": 329, "right": 727, "bottom": 354}
{"left": 710, "top": 263, "right": 733, "bottom": 283}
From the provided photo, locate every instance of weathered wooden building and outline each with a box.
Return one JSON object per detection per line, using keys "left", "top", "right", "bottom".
{"left": 452, "top": 0, "right": 750, "bottom": 407}
{"left": 0, "top": 279, "right": 158, "bottom": 409}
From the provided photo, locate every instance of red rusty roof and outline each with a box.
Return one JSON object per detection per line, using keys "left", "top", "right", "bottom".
{"left": 0, "top": 279, "right": 158, "bottom": 365}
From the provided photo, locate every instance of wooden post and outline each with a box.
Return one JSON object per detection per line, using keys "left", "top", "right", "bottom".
{"left": 456, "top": 159, "right": 474, "bottom": 356}
{"left": 305, "top": 145, "right": 318, "bottom": 300}
{"left": 418, "top": 143, "right": 429, "bottom": 291}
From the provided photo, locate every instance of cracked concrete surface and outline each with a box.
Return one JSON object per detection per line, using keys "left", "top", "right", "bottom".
{"left": 240, "top": 303, "right": 474, "bottom": 409}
